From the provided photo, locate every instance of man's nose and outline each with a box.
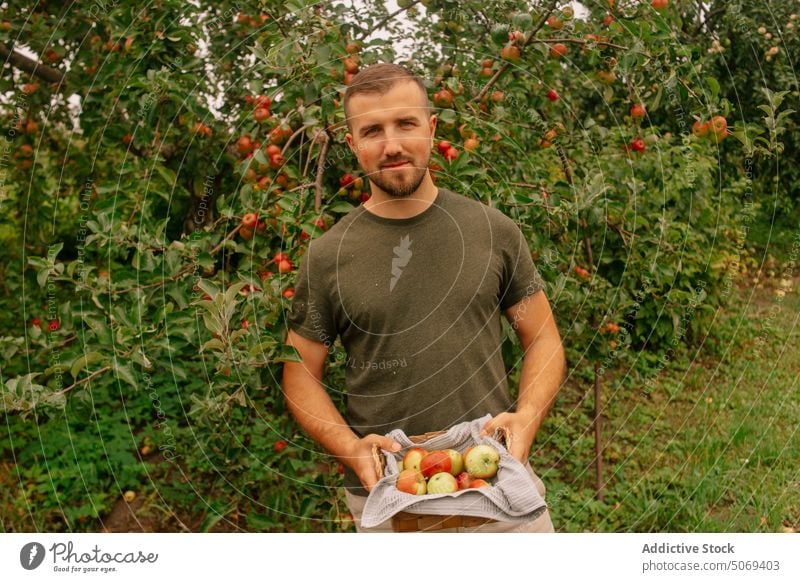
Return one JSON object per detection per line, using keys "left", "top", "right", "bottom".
{"left": 382, "top": 130, "right": 405, "bottom": 156}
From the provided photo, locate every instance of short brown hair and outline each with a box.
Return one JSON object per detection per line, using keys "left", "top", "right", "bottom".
{"left": 343, "top": 63, "right": 431, "bottom": 131}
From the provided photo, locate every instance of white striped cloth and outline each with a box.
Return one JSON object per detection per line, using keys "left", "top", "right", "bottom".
{"left": 361, "top": 414, "right": 548, "bottom": 529}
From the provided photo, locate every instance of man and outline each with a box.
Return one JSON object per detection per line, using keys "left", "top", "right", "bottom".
{"left": 281, "top": 63, "right": 565, "bottom": 532}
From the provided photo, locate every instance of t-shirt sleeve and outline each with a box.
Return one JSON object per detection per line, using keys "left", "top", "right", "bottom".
{"left": 499, "top": 220, "right": 546, "bottom": 311}
{"left": 285, "top": 241, "right": 339, "bottom": 346}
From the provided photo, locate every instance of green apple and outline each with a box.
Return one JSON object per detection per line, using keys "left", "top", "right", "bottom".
{"left": 464, "top": 444, "right": 500, "bottom": 479}
{"left": 427, "top": 472, "right": 458, "bottom": 494}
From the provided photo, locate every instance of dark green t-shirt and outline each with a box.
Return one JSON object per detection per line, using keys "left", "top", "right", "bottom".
{"left": 286, "top": 188, "right": 545, "bottom": 495}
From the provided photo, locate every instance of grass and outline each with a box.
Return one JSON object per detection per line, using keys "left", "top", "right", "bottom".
{"left": 537, "top": 266, "right": 799, "bottom": 532}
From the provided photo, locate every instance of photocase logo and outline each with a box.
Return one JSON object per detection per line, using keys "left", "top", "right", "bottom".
{"left": 390, "top": 234, "right": 412, "bottom": 292}
{"left": 20, "top": 542, "right": 46, "bottom": 570}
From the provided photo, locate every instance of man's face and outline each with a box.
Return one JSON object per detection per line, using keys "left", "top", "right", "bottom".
{"left": 345, "top": 80, "right": 436, "bottom": 199}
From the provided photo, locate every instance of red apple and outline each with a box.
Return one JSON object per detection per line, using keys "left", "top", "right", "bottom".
{"left": 436, "top": 140, "right": 451, "bottom": 155}
{"left": 241, "top": 212, "right": 258, "bottom": 229}
{"left": 464, "top": 444, "right": 500, "bottom": 479}
{"left": 549, "top": 43, "right": 568, "bottom": 59}
{"left": 427, "top": 472, "right": 458, "bottom": 494}
{"left": 402, "top": 447, "right": 427, "bottom": 472}
{"left": 630, "top": 103, "right": 646, "bottom": 119}
{"left": 396, "top": 469, "right": 427, "bottom": 495}
{"left": 420, "top": 450, "right": 452, "bottom": 479}
{"left": 456, "top": 471, "right": 473, "bottom": 490}
{"left": 469, "top": 479, "right": 491, "bottom": 489}
{"left": 546, "top": 89, "right": 559, "bottom": 102}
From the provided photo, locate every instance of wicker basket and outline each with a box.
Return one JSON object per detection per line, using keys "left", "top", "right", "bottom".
{"left": 371, "top": 427, "right": 512, "bottom": 532}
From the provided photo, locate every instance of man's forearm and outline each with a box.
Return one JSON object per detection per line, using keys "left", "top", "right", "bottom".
{"left": 515, "top": 336, "right": 566, "bottom": 437}
{"left": 282, "top": 363, "right": 361, "bottom": 465}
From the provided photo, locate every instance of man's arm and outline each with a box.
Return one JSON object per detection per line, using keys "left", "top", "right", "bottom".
{"left": 281, "top": 329, "right": 401, "bottom": 490}
{"left": 480, "top": 291, "right": 566, "bottom": 462}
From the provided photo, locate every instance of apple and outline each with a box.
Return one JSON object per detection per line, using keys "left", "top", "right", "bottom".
{"left": 463, "top": 138, "right": 479, "bottom": 152}
{"left": 546, "top": 16, "right": 563, "bottom": 30}
{"left": 277, "top": 259, "right": 293, "bottom": 273}
{"left": 464, "top": 444, "right": 500, "bottom": 479}
{"left": 443, "top": 147, "right": 459, "bottom": 162}
{"left": 443, "top": 449, "right": 464, "bottom": 475}
{"left": 339, "top": 173, "right": 355, "bottom": 188}
{"left": 253, "top": 107, "right": 271, "bottom": 122}
{"left": 651, "top": 0, "right": 669, "bottom": 10}
{"left": 549, "top": 43, "right": 568, "bottom": 59}
{"left": 436, "top": 140, "right": 451, "bottom": 155}
{"left": 282, "top": 288, "right": 295, "bottom": 299}
{"left": 265, "top": 144, "right": 281, "bottom": 157}
{"left": 469, "top": 479, "right": 491, "bottom": 489}
{"left": 630, "top": 138, "right": 646, "bottom": 153}
{"left": 546, "top": 89, "right": 559, "bottom": 102}
{"left": 456, "top": 471, "right": 473, "bottom": 490}
{"left": 500, "top": 44, "right": 521, "bottom": 62}
{"left": 710, "top": 115, "right": 728, "bottom": 137}
{"left": 241, "top": 212, "right": 258, "bottom": 229}
{"left": 603, "top": 14, "right": 614, "bottom": 27}
{"left": 420, "top": 450, "right": 453, "bottom": 478}
{"left": 403, "top": 447, "right": 427, "bottom": 472}
{"left": 396, "top": 469, "right": 427, "bottom": 495}
{"left": 597, "top": 70, "right": 616, "bottom": 84}
{"left": 433, "top": 89, "right": 454, "bottom": 108}
{"left": 692, "top": 119, "right": 710, "bottom": 138}
{"left": 427, "top": 472, "right": 458, "bottom": 494}
{"left": 630, "top": 103, "right": 646, "bottom": 119}
{"left": 237, "top": 135, "right": 254, "bottom": 155}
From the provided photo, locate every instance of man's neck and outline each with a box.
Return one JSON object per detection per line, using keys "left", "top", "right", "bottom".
{"left": 362, "top": 178, "right": 439, "bottom": 219}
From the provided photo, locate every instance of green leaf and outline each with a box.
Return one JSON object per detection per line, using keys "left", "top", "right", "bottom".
{"left": 70, "top": 352, "right": 105, "bottom": 379}
{"left": 113, "top": 361, "right": 138, "bottom": 388}
{"left": 155, "top": 165, "right": 177, "bottom": 187}
{"left": 201, "top": 338, "right": 225, "bottom": 353}
{"left": 705, "top": 76, "right": 720, "bottom": 101}
{"left": 327, "top": 201, "right": 355, "bottom": 213}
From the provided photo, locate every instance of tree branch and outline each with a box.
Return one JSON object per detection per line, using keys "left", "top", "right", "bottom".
{"left": 472, "top": 0, "right": 559, "bottom": 103}
{"left": 314, "top": 129, "right": 332, "bottom": 213}
{"left": 359, "top": 0, "right": 422, "bottom": 40}
{"left": 0, "top": 42, "right": 65, "bottom": 85}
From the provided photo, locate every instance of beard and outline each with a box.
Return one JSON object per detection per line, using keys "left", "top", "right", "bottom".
{"left": 369, "top": 157, "right": 429, "bottom": 198}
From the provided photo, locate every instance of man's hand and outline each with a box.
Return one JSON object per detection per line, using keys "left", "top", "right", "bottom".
{"left": 342, "top": 434, "right": 402, "bottom": 492}
{"left": 479, "top": 411, "right": 540, "bottom": 464}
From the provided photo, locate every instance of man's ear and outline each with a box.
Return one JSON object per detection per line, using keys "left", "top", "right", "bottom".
{"left": 429, "top": 114, "right": 437, "bottom": 145}
{"left": 345, "top": 132, "right": 356, "bottom": 155}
